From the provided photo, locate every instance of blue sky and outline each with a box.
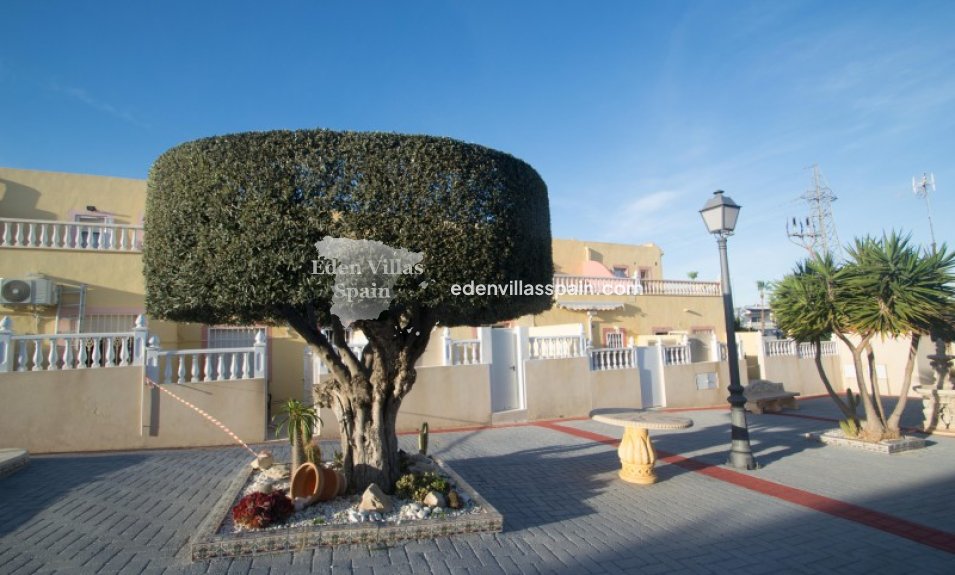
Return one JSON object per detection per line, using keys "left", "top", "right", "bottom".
{"left": 2, "top": 0, "right": 953, "bottom": 306}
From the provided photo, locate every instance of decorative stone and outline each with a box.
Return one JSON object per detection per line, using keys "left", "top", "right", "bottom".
{"left": 293, "top": 497, "right": 310, "bottom": 512}
{"left": 447, "top": 489, "right": 462, "bottom": 509}
{"left": 257, "top": 479, "right": 273, "bottom": 494}
{"left": 423, "top": 491, "right": 446, "bottom": 508}
{"left": 359, "top": 483, "right": 394, "bottom": 513}
{"left": 252, "top": 450, "right": 273, "bottom": 471}
{"left": 416, "top": 508, "right": 429, "bottom": 520}
{"left": 432, "top": 507, "right": 444, "bottom": 515}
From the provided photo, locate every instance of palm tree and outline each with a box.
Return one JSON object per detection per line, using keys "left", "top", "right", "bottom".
{"left": 774, "top": 233, "right": 955, "bottom": 440}
{"left": 772, "top": 255, "right": 858, "bottom": 422}
{"left": 844, "top": 234, "right": 955, "bottom": 436}
{"left": 687, "top": 271, "right": 699, "bottom": 280}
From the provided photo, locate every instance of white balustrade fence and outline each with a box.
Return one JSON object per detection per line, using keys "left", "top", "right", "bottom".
{"left": 551, "top": 275, "right": 720, "bottom": 297}
{"left": 145, "top": 343, "right": 265, "bottom": 384}
{"left": 590, "top": 347, "right": 636, "bottom": 371}
{"left": 0, "top": 218, "right": 144, "bottom": 252}
{"left": 764, "top": 339, "right": 837, "bottom": 358}
{"left": 446, "top": 339, "right": 482, "bottom": 365}
{"left": 528, "top": 335, "right": 586, "bottom": 359}
{"left": 662, "top": 344, "right": 691, "bottom": 366}
{"left": 7, "top": 332, "right": 139, "bottom": 371}
{"left": 0, "top": 316, "right": 267, "bottom": 383}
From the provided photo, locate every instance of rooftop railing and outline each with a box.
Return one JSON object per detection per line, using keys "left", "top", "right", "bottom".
{"left": 0, "top": 218, "right": 144, "bottom": 253}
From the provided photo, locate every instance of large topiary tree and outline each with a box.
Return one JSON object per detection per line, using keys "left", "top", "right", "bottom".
{"left": 145, "top": 129, "right": 553, "bottom": 491}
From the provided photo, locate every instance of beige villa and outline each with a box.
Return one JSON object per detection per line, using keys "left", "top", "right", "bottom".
{"left": 4, "top": 166, "right": 907, "bottom": 452}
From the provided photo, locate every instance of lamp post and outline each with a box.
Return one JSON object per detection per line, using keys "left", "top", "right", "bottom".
{"left": 700, "top": 190, "right": 757, "bottom": 470}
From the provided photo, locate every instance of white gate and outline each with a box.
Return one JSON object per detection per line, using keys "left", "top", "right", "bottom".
{"left": 636, "top": 346, "right": 665, "bottom": 407}
{"left": 490, "top": 328, "right": 522, "bottom": 412}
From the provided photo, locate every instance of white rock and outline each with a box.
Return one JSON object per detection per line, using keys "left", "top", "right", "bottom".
{"left": 432, "top": 507, "right": 444, "bottom": 515}
{"left": 416, "top": 509, "right": 429, "bottom": 520}
{"left": 423, "top": 491, "right": 446, "bottom": 508}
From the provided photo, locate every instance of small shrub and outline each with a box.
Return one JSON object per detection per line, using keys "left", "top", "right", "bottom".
{"left": 232, "top": 491, "right": 294, "bottom": 529}
{"left": 394, "top": 472, "right": 450, "bottom": 503}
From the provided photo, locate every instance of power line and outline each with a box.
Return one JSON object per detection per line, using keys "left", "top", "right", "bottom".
{"left": 912, "top": 172, "right": 937, "bottom": 254}
{"left": 786, "top": 164, "right": 841, "bottom": 259}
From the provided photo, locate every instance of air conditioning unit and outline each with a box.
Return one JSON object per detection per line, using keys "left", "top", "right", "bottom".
{"left": 0, "top": 277, "right": 59, "bottom": 306}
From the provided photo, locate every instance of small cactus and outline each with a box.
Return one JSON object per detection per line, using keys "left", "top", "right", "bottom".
{"left": 304, "top": 439, "right": 321, "bottom": 465}
{"left": 839, "top": 418, "right": 859, "bottom": 438}
{"left": 845, "top": 389, "right": 858, "bottom": 413}
{"left": 418, "top": 422, "right": 429, "bottom": 456}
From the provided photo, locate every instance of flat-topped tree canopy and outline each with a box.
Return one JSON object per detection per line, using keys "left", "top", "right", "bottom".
{"left": 144, "top": 129, "right": 553, "bottom": 327}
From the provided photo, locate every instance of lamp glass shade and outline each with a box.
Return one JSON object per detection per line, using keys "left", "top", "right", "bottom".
{"left": 700, "top": 190, "right": 741, "bottom": 234}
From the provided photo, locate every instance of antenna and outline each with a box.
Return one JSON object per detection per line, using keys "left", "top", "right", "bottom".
{"left": 913, "top": 172, "right": 937, "bottom": 253}
{"left": 786, "top": 164, "right": 842, "bottom": 259}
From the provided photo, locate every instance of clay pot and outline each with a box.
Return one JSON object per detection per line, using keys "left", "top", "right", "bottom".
{"left": 290, "top": 463, "right": 347, "bottom": 503}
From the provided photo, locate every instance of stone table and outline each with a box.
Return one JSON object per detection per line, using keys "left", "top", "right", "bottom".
{"left": 590, "top": 409, "right": 693, "bottom": 485}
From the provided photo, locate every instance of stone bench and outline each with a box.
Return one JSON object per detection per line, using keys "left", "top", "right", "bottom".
{"left": 743, "top": 380, "right": 799, "bottom": 414}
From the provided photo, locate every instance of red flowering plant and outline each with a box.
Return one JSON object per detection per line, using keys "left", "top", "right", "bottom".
{"left": 231, "top": 491, "right": 294, "bottom": 529}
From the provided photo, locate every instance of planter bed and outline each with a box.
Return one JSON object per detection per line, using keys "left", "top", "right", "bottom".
{"left": 191, "top": 457, "right": 503, "bottom": 560}
{"left": 810, "top": 429, "right": 927, "bottom": 454}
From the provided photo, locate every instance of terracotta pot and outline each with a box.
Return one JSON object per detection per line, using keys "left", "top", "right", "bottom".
{"left": 291, "top": 463, "right": 347, "bottom": 503}
{"left": 290, "top": 463, "right": 319, "bottom": 503}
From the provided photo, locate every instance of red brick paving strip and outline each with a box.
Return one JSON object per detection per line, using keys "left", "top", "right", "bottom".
{"left": 535, "top": 421, "right": 955, "bottom": 555}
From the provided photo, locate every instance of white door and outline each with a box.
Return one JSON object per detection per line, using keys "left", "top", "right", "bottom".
{"left": 636, "top": 347, "right": 665, "bottom": 407}
{"left": 490, "top": 329, "right": 521, "bottom": 412}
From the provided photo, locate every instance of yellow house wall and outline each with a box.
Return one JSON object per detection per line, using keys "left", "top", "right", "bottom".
{"left": 0, "top": 367, "right": 266, "bottom": 453}
{"left": 551, "top": 238, "right": 663, "bottom": 278}
{"left": 516, "top": 295, "right": 726, "bottom": 346}
{"left": 0, "top": 167, "right": 146, "bottom": 223}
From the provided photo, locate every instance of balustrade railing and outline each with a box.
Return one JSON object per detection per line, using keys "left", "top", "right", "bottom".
{"left": 663, "top": 344, "right": 691, "bottom": 365}
{"left": 764, "top": 339, "right": 838, "bottom": 358}
{"left": 447, "top": 339, "right": 482, "bottom": 365}
{"left": 590, "top": 347, "right": 636, "bottom": 371}
{"left": 551, "top": 274, "right": 720, "bottom": 297}
{"left": 0, "top": 316, "right": 267, "bottom": 383}
{"left": 0, "top": 218, "right": 144, "bottom": 252}
{"left": 528, "top": 335, "right": 585, "bottom": 359}
{"left": 7, "top": 332, "right": 138, "bottom": 371}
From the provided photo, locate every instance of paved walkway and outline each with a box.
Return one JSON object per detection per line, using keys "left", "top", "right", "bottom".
{"left": 2, "top": 397, "right": 954, "bottom": 574}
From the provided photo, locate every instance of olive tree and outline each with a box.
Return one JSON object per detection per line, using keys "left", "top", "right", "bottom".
{"left": 145, "top": 129, "right": 553, "bottom": 491}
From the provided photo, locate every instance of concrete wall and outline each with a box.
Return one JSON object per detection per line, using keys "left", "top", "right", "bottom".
{"left": 590, "top": 368, "right": 642, "bottom": 410}
{"left": 315, "top": 364, "right": 492, "bottom": 440}
{"left": 524, "top": 357, "right": 592, "bottom": 420}
{"left": 0, "top": 367, "right": 266, "bottom": 453}
{"left": 836, "top": 335, "right": 941, "bottom": 398}
{"left": 762, "top": 354, "right": 843, "bottom": 397}
{"left": 662, "top": 360, "right": 748, "bottom": 409}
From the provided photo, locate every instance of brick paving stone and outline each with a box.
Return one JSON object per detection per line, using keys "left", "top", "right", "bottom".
{"left": 3, "top": 398, "right": 955, "bottom": 574}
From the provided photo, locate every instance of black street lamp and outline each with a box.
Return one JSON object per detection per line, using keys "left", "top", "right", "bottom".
{"left": 700, "top": 190, "right": 757, "bottom": 470}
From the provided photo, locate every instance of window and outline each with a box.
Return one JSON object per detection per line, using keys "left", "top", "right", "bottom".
{"left": 605, "top": 331, "right": 624, "bottom": 348}
{"left": 208, "top": 326, "right": 260, "bottom": 348}
{"left": 74, "top": 214, "right": 113, "bottom": 249}
{"left": 611, "top": 266, "right": 628, "bottom": 278}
